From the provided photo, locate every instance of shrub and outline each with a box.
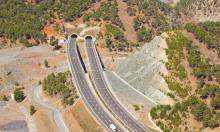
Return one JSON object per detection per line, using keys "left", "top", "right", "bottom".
{"left": 106, "top": 24, "right": 125, "bottom": 42}
{"left": 14, "top": 88, "right": 25, "bottom": 102}
{"left": 211, "top": 97, "right": 220, "bottom": 109}
{"left": 30, "top": 105, "right": 37, "bottom": 115}
{"left": 208, "top": 118, "right": 219, "bottom": 128}
{"left": 42, "top": 71, "right": 78, "bottom": 106}
{"left": 133, "top": 105, "right": 140, "bottom": 111}
{"left": 44, "top": 60, "right": 49, "bottom": 68}
{"left": 2, "top": 95, "right": 8, "bottom": 101}
{"left": 136, "top": 28, "right": 153, "bottom": 42}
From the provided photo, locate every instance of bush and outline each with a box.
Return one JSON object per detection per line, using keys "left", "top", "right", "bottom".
{"left": 211, "top": 97, "right": 220, "bottom": 109}
{"left": 133, "top": 105, "right": 140, "bottom": 111}
{"left": 44, "top": 60, "right": 49, "bottom": 68}
{"left": 42, "top": 71, "right": 78, "bottom": 106}
{"left": 14, "top": 88, "right": 25, "bottom": 102}
{"left": 92, "top": 0, "right": 124, "bottom": 29}
{"left": 30, "top": 105, "right": 37, "bottom": 115}
{"left": 185, "top": 22, "right": 220, "bottom": 57}
{"left": 2, "top": 95, "right": 8, "bottom": 101}
{"left": 136, "top": 28, "right": 153, "bottom": 42}
{"left": 50, "top": 36, "right": 58, "bottom": 46}
{"left": 106, "top": 24, "right": 125, "bottom": 42}
{"left": 208, "top": 118, "right": 219, "bottom": 128}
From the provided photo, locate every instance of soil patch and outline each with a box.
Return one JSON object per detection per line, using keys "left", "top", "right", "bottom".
{"left": 116, "top": 0, "right": 137, "bottom": 43}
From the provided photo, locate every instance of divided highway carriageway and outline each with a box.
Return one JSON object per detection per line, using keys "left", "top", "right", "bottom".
{"left": 85, "top": 36, "right": 149, "bottom": 132}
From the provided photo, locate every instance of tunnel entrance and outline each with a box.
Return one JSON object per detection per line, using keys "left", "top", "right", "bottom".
{"left": 70, "top": 34, "right": 78, "bottom": 38}
{"left": 85, "top": 36, "right": 92, "bottom": 40}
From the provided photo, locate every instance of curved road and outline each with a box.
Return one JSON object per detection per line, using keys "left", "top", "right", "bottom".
{"left": 32, "top": 85, "right": 69, "bottom": 132}
{"left": 85, "top": 37, "right": 148, "bottom": 132}
{"left": 67, "top": 36, "right": 124, "bottom": 132}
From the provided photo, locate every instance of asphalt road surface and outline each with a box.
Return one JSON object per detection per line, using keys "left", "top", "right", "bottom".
{"left": 85, "top": 37, "right": 148, "bottom": 132}
{"left": 67, "top": 36, "right": 124, "bottom": 132}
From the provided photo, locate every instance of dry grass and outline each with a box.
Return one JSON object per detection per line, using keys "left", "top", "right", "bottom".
{"left": 63, "top": 100, "right": 104, "bottom": 132}
{"left": 33, "top": 109, "right": 58, "bottom": 132}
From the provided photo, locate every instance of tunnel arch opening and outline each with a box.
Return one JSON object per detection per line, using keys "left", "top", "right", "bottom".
{"left": 70, "top": 34, "right": 78, "bottom": 39}
{"left": 85, "top": 36, "right": 92, "bottom": 40}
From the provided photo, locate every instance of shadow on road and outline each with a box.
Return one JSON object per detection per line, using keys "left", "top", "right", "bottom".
{"left": 76, "top": 45, "right": 87, "bottom": 73}
{"left": 95, "top": 46, "right": 105, "bottom": 70}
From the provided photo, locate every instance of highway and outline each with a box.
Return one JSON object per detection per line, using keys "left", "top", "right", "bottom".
{"left": 67, "top": 35, "right": 124, "bottom": 132}
{"left": 85, "top": 36, "right": 148, "bottom": 132}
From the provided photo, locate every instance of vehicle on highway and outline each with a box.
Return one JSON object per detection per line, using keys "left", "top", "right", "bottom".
{"left": 110, "top": 124, "right": 117, "bottom": 132}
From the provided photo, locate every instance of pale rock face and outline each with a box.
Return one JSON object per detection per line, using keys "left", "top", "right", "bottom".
{"left": 115, "top": 33, "right": 171, "bottom": 105}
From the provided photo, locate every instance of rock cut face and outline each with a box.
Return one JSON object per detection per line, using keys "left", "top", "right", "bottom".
{"left": 115, "top": 33, "right": 170, "bottom": 104}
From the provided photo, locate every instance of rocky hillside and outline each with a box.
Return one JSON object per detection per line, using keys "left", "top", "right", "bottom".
{"left": 114, "top": 33, "right": 171, "bottom": 105}
{"left": 176, "top": 0, "right": 220, "bottom": 22}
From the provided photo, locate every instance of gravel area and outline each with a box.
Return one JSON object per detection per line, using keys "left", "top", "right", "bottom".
{"left": 0, "top": 45, "right": 67, "bottom": 92}
{"left": 0, "top": 101, "right": 7, "bottom": 108}
{"left": 0, "top": 120, "right": 28, "bottom": 132}
{"left": 115, "top": 35, "right": 169, "bottom": 104}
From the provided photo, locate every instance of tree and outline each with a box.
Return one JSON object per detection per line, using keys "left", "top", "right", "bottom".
{"left": 14, "top": 88, "right": 25, "bottom": 102}
{"left": 53, "top": 44, "right": 61, "bottom": 50}
{"left": 137, "top": 28, "right": 153, "bottom": 42}
{"left": 133, "top": 17, "right": 143, "bottom": 31}
{"left": 83, "top": 13, "right": 90, "bottom": 22}
{"left": 44, "top": 60, "right": 49, "bottom": 68}
{"left": 30, "top": 105, "right": 37, "bottom": 115}
{"left": 208, "top": 118, "right": 219, "bottom": 128}
{"left": 105, "top": 37, "right": 112, "bottom": 50}
{"left": 50, "top": 36, "right": 58, "bottom": 46}
{"left": 192, "top": 102, "right": 207, "bottom": 121}
{"left": 127, "top": 7, "right": 136, "bottom": 16}
{"left": 211, "top": 97, "right": 220, "bottom": 109}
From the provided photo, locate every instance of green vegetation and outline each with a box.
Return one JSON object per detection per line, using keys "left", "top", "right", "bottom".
{"left": 105, "top": 24, "right": 128, "bottom": 52}
{"left": 127, "top": 7, "right": 136, "bottom": 16}
{"left": 150, "top": 31, "right": 220, "bottom": 131}
{"left": 50, "top": 36, "right": 58, "bottom": 46}
{"left": 166, "top": 32, "right": 190, "bottom": 80}
{"left": 175, "top": 0, "right": 194, "bottom": 15}
{"left": 106, "top": 24, "right": 125, "bottom": 42}
{"left": 133, "top": 105, "right": 140, "bottom": 111}
{"left": 124, "top": 0, "right": 173, "bottom": 43}
{"left": 199, "top": 84, "right": 220, "bottom": 110}
{"left": 42, "top": 71, "right": 78, "bottom": 106}
{"left": 151, "top": 96, "right": 219, "bottom": 130}
{"left": 0, "top": 0, "right": 95, "bottom": 46}
{"left": 30, "top": 105, "right": 37, "bottom": 115}
{"left": 124, "top": 0, "right": 172, "bottom": 17}
{"left": 185, "top": 22, "right": 220, "bottom": 57}
{"left": 14, "top": 88, "right": 25, "bottom": 102}
{"left": 164, "top": 77, "right": 189, "bottom": 98}
{"left": 186, "top": 44, "right": 212, "bottom": 80}
{"left": 164, "top": 32, "right": 191, "bottom": 98}
{"left": 136, "top": 28, "right": 153, "bottom": 42}
{"left": 49, "top": 36, "right": 61, "bottom": 50}
{"left": 151, "top": 30, "right": 220, "bottom": 130}
{"left": 44, "top": 60, "right": 49, "bottom": 68}
{"left": 90, "top": 0, "right": 124, "bottom": 29}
